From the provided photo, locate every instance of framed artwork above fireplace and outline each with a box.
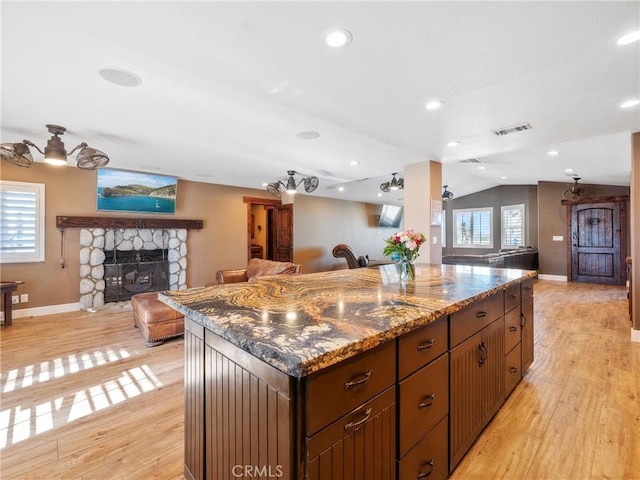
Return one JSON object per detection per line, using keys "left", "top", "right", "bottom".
{"left": 96, "top": 168, "right": 177, "bottom": 214}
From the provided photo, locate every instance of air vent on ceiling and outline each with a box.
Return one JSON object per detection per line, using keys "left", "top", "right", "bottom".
{"left": 459, "top": 158, "right": 483, "bottom": 164}
{"left": 492, "top": 123, "right": 532, "bottom": 136}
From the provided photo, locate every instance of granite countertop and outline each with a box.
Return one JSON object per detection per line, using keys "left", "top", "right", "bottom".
{"left": 159, "top": 263, "right": 536, "bottom": 378}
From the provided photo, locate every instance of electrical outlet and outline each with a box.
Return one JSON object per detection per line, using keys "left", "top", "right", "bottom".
{"left": 432, "top": 235, "right": 438, "bottom": 245}
{"left": 20, "top": 294, "right": 29, "bottom": 303}
{"left": 12, "top": 295, "right": 19, "bottom": 305}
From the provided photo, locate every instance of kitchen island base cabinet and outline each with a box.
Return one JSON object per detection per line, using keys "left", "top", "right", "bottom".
{"left": 171, "top": 268, "right": 537, "bottom": 480}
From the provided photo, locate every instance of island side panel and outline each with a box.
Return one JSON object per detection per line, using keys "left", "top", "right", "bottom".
{"left": 184, "top": 317, "right": 205, "bottom": 480}
{"left": 202, "top": 326, "right": 295, "bottom": 480}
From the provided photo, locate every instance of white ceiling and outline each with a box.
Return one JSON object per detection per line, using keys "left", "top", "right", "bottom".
{"left": 1, "top": 1, "right": 638, "bottom": 205}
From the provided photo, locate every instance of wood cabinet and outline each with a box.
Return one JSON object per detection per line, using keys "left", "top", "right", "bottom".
{"left": 181, "top": 278, "right": 535, "bottom": 480}
{"left": 305, "top": 341, "right": 397, "bottom": 478}
{"left": 449, "top": 315, "right": 505, "bottom": 471}
{"left": 307, "top": 387, "right": 396, "bottom": 480}
{"left": 397, "top": 315, "right": 449, "bottom": 477}
{"left": 520, "top": 278, "right": 534, "bottom": 373}
{"left": 448, "top": 290, "right": 506, "bottom": 472}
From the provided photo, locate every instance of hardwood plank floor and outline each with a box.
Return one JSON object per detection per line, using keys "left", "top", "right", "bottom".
{"left": 1, "top": 280, "right": 637, "bottom": 479}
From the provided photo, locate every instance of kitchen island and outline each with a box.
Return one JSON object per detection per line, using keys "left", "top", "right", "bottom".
{"left": 160, "top": 263, "right": 536, "bottom": 480}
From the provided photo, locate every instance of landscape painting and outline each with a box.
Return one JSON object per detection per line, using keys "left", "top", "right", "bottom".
{"left": 96, "top": 169, "right": 177, "bottom": 214}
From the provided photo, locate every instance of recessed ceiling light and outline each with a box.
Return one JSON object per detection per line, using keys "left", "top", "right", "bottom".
{"left": 446, "top": 141, "right": 461, "bottom": 147}
{"left": 349, "top": 160, "right": 359, "bottom": 166}
{"left": 546, "top": 150, "right": 560, "bottom": 156}
{"left": 262, "top": 182, "right": 269, "bottom": 186}
{"left": 99, "top": 67, "right": 142, "bottom": 87}
{"left": 621, "top": 99, "right": 640, "bottom": 108}
{"left": 338, "top": 186, "right": 345, "bottom": 192}
{"left": 477, "top": 166, "right": 486, "bottom": 170}
{"left": 617, "top": 30, "right": 640, "bottom": 45}
{"left": 296, "top": 131, "right": 320, "bottom": 140}
{"left": 425, "top": 100, "right": 445, "bottom": 110}
{"left": 565, "top": 168, "right": 574, "bottom": 174}
{"left": 500, "top": 176, "right": 507, "bottom": 180}
{"left": 325, "top": 29, "right": 352, "bottom": 48}
{"left": 377, "top": 193, "right": 383, "bottom": 197}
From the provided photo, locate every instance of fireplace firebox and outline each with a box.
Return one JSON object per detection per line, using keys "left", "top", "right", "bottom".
{"left": 103, "top": 249, "right": 169, "bottom": 303}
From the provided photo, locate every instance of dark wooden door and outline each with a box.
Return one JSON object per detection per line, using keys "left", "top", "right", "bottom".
{"left": 274, "top": 203, "right": 293, "bottom": 262}
{"left": 570, "top": 201, "right": 625, "bottom": 285}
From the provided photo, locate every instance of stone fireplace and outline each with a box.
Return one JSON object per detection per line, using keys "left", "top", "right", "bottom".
{"left": 78, "top": 228, "right": 187, "bottom": 310}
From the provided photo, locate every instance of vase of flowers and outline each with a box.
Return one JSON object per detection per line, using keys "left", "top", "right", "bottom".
{"left": 382, "top": 229, "right": 426, "bottom": 280}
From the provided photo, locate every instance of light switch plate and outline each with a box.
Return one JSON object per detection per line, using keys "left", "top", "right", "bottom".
{"left": 552, "top": 235, "right": 564, "bottom": 241}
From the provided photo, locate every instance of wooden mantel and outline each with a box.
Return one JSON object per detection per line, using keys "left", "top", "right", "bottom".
{"left": 56, "top": 216, "right": 204, "bottom": 230}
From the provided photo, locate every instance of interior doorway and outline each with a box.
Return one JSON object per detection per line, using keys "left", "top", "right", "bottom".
{"left": 243, "top": 197, "right": 294, "bottom": 263}
{"left": 566, "top": 197, "right": 627, "bottom": 285}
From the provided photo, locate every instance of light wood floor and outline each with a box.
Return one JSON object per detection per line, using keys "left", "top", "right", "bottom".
{"left": 1, "top": 280, "right": 638, "bottom": 479}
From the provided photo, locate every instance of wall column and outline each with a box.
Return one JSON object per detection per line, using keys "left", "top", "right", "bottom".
{"left": 404, "top": 160, "right": 443, "bottom": 265}
{"left": 631, "top": 132, "right": 640, "bottom": 340}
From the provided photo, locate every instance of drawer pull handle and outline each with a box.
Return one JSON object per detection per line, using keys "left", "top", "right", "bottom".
{"left": 476, "top": 311, "right": 487, "bottom": 318}
{"left": 478, "top": 342, "right": 487, "bottom": 365}
{"left": 344, "top": 370, "right": 373, "bottom": 390}
{"left": 510, "top": 366, "right": 518, "bottom": 374}
{"left": 523, "top": 286, "right": 532, "bottom": 292}
{"left": 509, "top": 294, "right": 517, "bottom": 300}
{"left": 417, "top": 339, "right": 435, "bottom": 351}
{"left": 344, "top": 407, "right": 372, "bottom": 431}
{"left": 509, "top": 326, "right": 518, "bottom": 332}
{"left": 520, "top": 312, "right": 527, "bottom": 328}
{"left": 418, "top": 394, "right": 436, "bottom": 409}
{"left": 417, "top": 459, "right": 435, "bottom": 478}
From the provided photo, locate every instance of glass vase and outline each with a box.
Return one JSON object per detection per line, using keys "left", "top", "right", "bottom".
{"left": 399, "top": 256, "right": 416, "bottom": 281}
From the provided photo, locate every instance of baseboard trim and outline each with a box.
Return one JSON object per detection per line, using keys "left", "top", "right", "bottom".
{"left": 537, "top": 274, "right": 568, "bottom": 282}
{"left": 13, "top": 302, "right": 81, "bottom": 319}
{"left": 632, "top": 329, "right": 640, "bottom": 343}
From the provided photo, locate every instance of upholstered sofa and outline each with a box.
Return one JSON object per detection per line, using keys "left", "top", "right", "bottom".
{"left": 215, "top": 258, "right": 302, "bottom": 284}
{"left": 442, "top": 247, "right": 539, "bottom": 270}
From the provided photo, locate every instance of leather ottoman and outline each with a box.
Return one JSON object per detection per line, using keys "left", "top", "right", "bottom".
{"left": 131, "top": 291, "right": 184, "bottom": 347}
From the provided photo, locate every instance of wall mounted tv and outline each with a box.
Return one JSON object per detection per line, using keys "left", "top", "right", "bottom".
{"left": 378, "top": 204, "right": 403, "bottom": 228}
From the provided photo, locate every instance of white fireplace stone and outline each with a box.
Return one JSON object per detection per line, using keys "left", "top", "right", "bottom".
{"left": 78, "top": 227, "right": 188, "bottom": 309}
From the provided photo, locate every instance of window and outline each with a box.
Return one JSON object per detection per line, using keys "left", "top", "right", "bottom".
{"left": 0, "top": 181, "right": 45, "bottom": 263}
{"left": 501, "top": 204, "right": 525, "bottom": 249}
{"left": 453, "top": 207, "right": 493, "bottom": 248}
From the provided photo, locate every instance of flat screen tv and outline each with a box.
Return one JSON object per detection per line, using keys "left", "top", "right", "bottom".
{"left": 96, "top": 168, "right": 177, "bottom": 214}
{"left": 378, "top": 204, "right": 403, "bottom": 228}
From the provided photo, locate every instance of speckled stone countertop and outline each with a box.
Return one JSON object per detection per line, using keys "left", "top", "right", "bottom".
{"left": 159, "top": 264, "right": 536, "bottom": 378}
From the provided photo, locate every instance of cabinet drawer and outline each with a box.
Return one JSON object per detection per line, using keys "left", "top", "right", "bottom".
{"left": 505, "top": 343, "right": 521, "bottom": 396}
{"left": 504, "top": 307, "right": 521, "bottom": 354}
{"left": 398, "top": 315, "right": 447, "bottom": 380}
{"left": 398, "top": 415, "right": 448, "bottom": 480}
{"left": 450, "top": 292, "right": 503, "bottom": 348}
{"left": 307, "top": 386, "right": 396, "bottom": 463}
{"left": 504, "top": 283, "right": 521, "bottom": 313}
{"left": 306, "top": 341, "right": 396, "bottom": 435}
{"left": 398, "top": 353, "right": 449, "bottom": 458}
{"left": 522, "top": 278, "right": 534, "bottom": 301}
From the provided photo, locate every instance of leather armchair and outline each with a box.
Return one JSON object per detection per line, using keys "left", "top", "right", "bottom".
{"left": 215, "top": 258, "right": 302, "bottom": 284}
{"left": 332, "top": 244, "right": 368, "bottom": 269}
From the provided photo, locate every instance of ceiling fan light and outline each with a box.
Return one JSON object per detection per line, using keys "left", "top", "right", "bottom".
{"left": 285, "top": 172, "right": 298, "bottom": 194}
{"left": 0, "top": 142, "right": 33, "bottom": 167}
{"left": 43, "top": 135, "right": 68, "bottom": 166}
{"left": 76, "top": 147, "right": 110, "bottom": 170}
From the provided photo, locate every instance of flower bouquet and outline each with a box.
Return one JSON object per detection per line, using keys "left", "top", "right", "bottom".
{"left": 383, "top": 229, "right": 426, "bottom": 280}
